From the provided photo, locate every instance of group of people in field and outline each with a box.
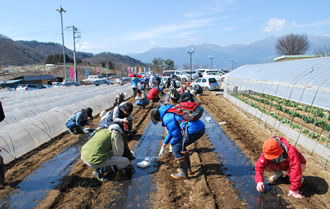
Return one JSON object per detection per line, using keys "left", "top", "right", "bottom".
{"left": 62, "top": 72, "right": 307, "bottom": 199}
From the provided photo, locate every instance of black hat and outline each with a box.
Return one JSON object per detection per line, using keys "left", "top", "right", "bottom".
{"left": 86, "top": 107, "right": 93, "bottom": 118}
{"left": 150, "top": 108, "right": 161, "bottom": 124}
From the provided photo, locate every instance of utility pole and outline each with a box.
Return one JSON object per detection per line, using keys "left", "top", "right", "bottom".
{"left": 56, "top": 6, "right": 67, "bottom": 82}
{"left": 67, "top": 26, "right": 80, "bottom": 82}
{"left": 187, "top": 48, "right": 194, "bottom": 82}
{"left": 231, "top": 59, "right": 237, "bottom": 71}
{"left": 209, "top": 56, "right": 214, "bottom": 69}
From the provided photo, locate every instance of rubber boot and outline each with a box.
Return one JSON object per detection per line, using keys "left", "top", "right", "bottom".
{"left": 104, "top": 165, "right": 120, "bottom": 180}
{"left": 0, "top": 156, "right": 5, "bottom": 189}
{"left": 171, "top": 158, "right": 188, "bottom": 180}
{"left": 93, "top": 168, "right": 109, "bottom": 182}
{"left": 184, "top": 152, "right": 192, "bottom": 176}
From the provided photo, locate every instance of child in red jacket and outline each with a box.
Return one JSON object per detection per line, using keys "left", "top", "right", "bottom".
{"left": 255, "top": 136, "right": 306, "bottom": 198}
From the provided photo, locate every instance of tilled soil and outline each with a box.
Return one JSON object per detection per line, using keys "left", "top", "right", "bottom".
{"left": 0, "top": 93, "right": 329, "bottom": 209}
{"left": 198, "top": 92, "right": 330, "bottom": 209}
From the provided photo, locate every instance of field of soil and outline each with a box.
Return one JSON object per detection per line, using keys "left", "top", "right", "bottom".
{"left": 0, "top": 93, "right": 329, "bottom": 208}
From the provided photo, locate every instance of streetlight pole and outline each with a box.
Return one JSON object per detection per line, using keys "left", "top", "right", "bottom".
{"left": 67, "top": 26, "right": 79, "bottom": 82}
{"left": 56, "top": 6, "right": 67, "bottom": 82}
{"left": 209, "top": 56, "right": 214, "bottom": 69}
{"left": 187, "top": 48, "right": 194, "bottom": 81}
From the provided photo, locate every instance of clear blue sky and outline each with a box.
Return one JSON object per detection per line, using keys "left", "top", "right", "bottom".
{"left": 1, "top": 0, "right": 330, "bottom": 55}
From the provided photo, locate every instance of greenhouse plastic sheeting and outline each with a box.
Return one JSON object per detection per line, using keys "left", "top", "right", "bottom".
{"left": 0, "top": 84, "right": 133, "bottom": 164}
{"left": 225, "top": 57, "right": 330, "bottom": 110}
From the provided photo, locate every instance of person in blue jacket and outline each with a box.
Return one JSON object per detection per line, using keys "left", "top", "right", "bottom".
{"left": 66, "top": 107, "right": 93, "bottom": 134}
{"left": 131, "top": 75, "right": 141, "bottom": 97}
{"left": 150, "top": 105, "right": 205, "bottom": 179}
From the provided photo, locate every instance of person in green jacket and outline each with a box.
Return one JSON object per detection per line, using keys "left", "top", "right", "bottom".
{"left": 81, "top": 124, "right": 129, "bottom": 182}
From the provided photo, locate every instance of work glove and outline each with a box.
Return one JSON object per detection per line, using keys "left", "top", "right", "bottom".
{"left": 82, "top": 128, "right": 90, "bottom": 134}
{"left": 288, "top": 190, "right": 303, "bottom": 198}
{"left": 159, "top": 145, "right": 165, "bottom": 157}
{"left": 256, "top": 182, "right": 264, "bottom": 192}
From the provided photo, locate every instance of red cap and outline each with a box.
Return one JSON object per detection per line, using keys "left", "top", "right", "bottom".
{"left": 263, "top": 138, "right": 283, "bottom": 160}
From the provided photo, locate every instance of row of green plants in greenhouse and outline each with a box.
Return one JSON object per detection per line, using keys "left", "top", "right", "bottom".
{"left": 240, "top": 93, "right": 330, "bottom": 129}
{"left": 233, "top": 93, "right": 329, "bottom": 145}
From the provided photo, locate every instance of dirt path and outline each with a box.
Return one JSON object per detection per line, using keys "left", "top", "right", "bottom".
{"left": 1, "top": 93, "right": 329, "bottom": 209}
{"left": 198, "top": 92, "right": 330, "bottom": 209}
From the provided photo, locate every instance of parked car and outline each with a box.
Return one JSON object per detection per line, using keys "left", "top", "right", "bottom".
{"left": 192, "top": 77, "right": 219, "bottom": 91}
{"left": 121, "top": 77, "right": 132, "bottom": 85}
{"left": 16, "top": 84, "right": 45, "bottom": 91}
{"left": 160, "top": 76, "right": 181, "bottom": 88}
{"left": 52, "top": 82, "right": 63, "bottom": 88}
{"left": 62, "top": 82, "right": 80, "bottom": 87}
{"left": 93, "top": 79, "right": 112, "bottom": 86}
{"left": 182, "top": 70, "right": 199, "bottom": 80}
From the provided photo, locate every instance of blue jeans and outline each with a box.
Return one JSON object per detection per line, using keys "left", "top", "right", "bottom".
{"left": 172, "top": 128, "right": 205, "bottom": 159}
{"left": 66, "top": 121, "right": 76, "bottom": 131}
{"left": 136, "top": 99, "right": 149, "bottom": 107}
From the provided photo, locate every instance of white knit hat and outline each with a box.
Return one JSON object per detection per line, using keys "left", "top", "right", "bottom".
{"left": 108, "top": 124, "right": 123, "bottom": 134}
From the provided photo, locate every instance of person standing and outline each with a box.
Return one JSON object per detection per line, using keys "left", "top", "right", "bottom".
{"left": 150, "top": 105, "right": 205, "bottom": 179}
{"left": 131, "top": 75, "right": 140, "bottom": 98}
{"left": 255, "top": 136, "right": 306, "bottom": 198}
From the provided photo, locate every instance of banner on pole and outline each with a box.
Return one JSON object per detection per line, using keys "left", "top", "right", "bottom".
{"left": 85, "top": 68, "right": 89, "bottom": 78}
{"left": 96, "top": 67, "right": 99, "bottom": 75}
{"left": 143, "top": 67, "right": 146, "bottom": 72}
{"left": 128, "top": 66, "right": 131, "bottom": 74}
{"left": 148, "top": 67, "right": 151, "bottom": 72}
{"left": 70, "top": 67, "right": 74, "bottom": 80}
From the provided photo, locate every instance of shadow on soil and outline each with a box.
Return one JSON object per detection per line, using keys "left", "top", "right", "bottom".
{"left": 274, "top": 175, "right": 328, "bottom": 197}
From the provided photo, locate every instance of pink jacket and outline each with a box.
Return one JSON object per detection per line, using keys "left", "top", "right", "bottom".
{"left": 255, "top": 137, "right": 306, "bottom": 191}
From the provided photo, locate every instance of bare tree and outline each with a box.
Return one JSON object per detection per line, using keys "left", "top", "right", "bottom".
{"left": 275, "top": 34, "right": 309, "bottom": 55}
{"left": 313, "top": 45, "right": 330, "bottom": 56}
{"left": 182, "top": 63, "right": 190, "bottom": 70}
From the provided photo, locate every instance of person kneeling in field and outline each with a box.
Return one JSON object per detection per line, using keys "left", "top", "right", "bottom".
{"left": 135, "top": 89, "right": 149, "bottom": 108}
{"left": 255, "top": 136, "right": 306, "bottom": 198}
{"left": 147, "top": 87, "right": 160, "bottom": 102}
{"left": 81, "top": 124, "right": 129, "bottom": 182}
{"left": 65, "top": 107, "right": 93, "bottom": 134}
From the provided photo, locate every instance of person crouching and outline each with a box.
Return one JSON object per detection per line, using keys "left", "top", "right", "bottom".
{"left": 255, "top": 136, "right": 306, "bottom": 198}
{"left": 65, "top": 107, "right": 93, "bottom": 134}
{"left": 81, "top": 124, "right": 129, "bottom": 182}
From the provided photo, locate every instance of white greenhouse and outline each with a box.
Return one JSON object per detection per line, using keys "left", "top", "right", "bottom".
{"left": 224, "top": 57, "right": 330, "bottom": 162}
{"left": 0, "top": 84, "right": 133, "bottom": 164}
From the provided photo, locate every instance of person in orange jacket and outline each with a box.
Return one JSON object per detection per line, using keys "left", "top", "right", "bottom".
{"left": 255, "top": 136, "right": 306, "bottom": 198}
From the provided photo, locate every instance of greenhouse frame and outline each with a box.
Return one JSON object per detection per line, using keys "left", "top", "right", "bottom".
{"left": 224, "top": 57, "right": 330, "bottom": 162}
{"left": 0, "top": 84, "right": 132, "bottom": 164}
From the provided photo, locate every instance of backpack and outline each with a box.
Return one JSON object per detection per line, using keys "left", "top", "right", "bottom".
{"left": 167, "top": 102, "right": 204, "bottom": 121}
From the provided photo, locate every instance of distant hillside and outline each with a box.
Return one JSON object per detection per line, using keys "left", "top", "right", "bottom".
{"left": 129, "top": 35, "right": 330, "bottom": 70}
{"left": 0, "top": 34, "right": 145, "bottom": 67}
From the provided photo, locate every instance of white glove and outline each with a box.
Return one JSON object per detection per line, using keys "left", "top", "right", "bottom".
{"left": 82, "top": 128, "right": 90, "bottom": 134}
{"left": 159, "top": 145, "right": 165, "bottom": 157}
{"left": 288, "top": 190, "right": 303, "bottom": 198}
{"left": 256, "top": 182, "right": 264, "bottom": 192}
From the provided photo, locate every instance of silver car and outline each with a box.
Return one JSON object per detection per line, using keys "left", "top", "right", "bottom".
{"left": 192, "top": 77, "right": 219, "bottom": 91}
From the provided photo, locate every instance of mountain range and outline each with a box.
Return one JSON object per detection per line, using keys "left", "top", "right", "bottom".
{"left": 0, "top": 34, "right": 144, "bottom": 67}
{"left": 129, "top": 35, "right": 330, "bottom": 70}
{"left": 1, "top": 34, "right": 330, "bottom": 71}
